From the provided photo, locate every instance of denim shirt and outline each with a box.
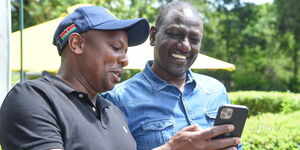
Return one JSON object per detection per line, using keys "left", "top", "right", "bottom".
{"left": 103, "top": 61, "right": 237, "bottom": 150}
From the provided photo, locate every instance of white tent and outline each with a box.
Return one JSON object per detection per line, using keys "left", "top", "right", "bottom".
{"left": 11, "top": 5, "right": 235, "bottom": 72}
{"left": 126, "top": 40, "right": 235, "bottom": 71}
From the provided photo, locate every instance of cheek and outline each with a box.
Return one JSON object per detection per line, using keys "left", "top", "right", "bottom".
{"left": 191, "top": 45, "right": 200, "bottom": 54}
{"left": 157, "top": 39, "right": 177, "bottom": 54}
{"left": 93, "top": 50, "right": 117, "bottom": 66}
{"left": 156, "top": 34, "right": 176, "bottom": 46}
{"left": 102, "top": 54, "right": 118, "bottom": 67}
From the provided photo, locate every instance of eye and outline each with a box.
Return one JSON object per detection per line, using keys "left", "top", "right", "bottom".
{"left": 166, "top": 32, "right": 182, "bottom": 39}
{"left": 111, "top": 45, "right": 120, "bottom": 51}
{"left": 190, "top": 38, "right": 200, "bottom": 45}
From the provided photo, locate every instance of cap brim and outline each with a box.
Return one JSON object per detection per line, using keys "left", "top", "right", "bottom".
{"left": 93, "top": 18, "right": 149, "bottom": 46}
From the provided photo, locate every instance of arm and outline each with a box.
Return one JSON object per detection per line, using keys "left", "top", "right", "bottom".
{"left": 153, "top": 124, "right": 240, "bottom": 150}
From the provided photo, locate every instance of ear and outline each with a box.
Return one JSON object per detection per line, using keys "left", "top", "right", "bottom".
{"left": 68, "top": 33, "right": 83, "bottom": 55}
{"left": 149, "top": 26, "right": 156, "bottom": 46}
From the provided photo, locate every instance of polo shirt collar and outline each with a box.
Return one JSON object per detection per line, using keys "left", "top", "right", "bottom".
{"left": 42, "top": 71, "right": 74, "bottom": 94}
{"left": 41, "top": 71, "right": 111, "bottom": 109}
{"left": 97, "top": 95, "right": 111, "bottom": 111}
{"left": 142, "top": 61, "right": 196, "bottom": 92}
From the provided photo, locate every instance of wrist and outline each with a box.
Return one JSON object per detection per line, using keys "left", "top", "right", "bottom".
{"left": 153, "top": 141, "right": 173, "bottom": 150}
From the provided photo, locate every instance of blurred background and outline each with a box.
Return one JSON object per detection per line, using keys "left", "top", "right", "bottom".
{"left": 1, "top": 0, "right": 300, "bottom": 149}
{"left": 7, "top": 0, "right": 300, "bottom": 92}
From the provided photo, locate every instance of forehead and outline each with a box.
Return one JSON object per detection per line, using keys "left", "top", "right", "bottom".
{"left": 162, "top": 8, "right": 202, "bottom": 29}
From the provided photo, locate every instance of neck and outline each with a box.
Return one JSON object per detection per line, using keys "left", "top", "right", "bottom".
{"left": 57, "top": 64, "right": 98, "bottom": 106}
{"left": 152, "top": 64, "right": 186, "bottom": 92}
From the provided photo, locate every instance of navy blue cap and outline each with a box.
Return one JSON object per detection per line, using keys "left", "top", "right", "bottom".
{"left": 53, "top": 6, "right": 150, "bottom": 55}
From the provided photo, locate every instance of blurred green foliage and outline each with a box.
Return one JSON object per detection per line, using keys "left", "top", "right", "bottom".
{"left": 229, "top": 91, "right": 300, "bottom": 116}
{"left": 11, "top": 0, "right": 168, "bottom": 31}
{"left": 121, "top": 69, "right": 142, "bottom": 81}
{"left": 242, "top": 111, "right": 300, "bottom": 150}
{"left": 11, "top": 0, "right": 300, "bottom": 91}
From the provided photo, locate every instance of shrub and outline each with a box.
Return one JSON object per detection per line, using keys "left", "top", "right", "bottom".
{"left": 229, "top": 91, "right": 300, "bottom": 116}
{"left": 242, "top": 111, "right": 300, "bottom": 150}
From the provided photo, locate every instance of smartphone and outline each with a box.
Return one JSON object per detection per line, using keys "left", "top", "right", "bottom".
{"left": 212, "top": 104, "right": 248, "bottom": 139}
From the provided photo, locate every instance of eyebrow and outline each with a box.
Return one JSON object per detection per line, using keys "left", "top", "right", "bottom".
{"left": 165, "top": 25, "right": 182, "bottom": 31}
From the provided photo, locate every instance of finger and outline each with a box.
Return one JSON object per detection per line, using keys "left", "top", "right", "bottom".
{"left": 180, "top": 124, "right": 201, "bottom": 132}
{"left": 207, "top": 137, "right": 240, "bottom": 150}
{"left": 198, "top": 124, "right": 234, "bottom": 139}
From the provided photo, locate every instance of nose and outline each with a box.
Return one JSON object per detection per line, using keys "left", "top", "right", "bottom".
{"left": 177, "top": 38, "right": 191, "bottom": 53}
{"left": 118, "top": 53, "right": 128, "bottom": 67}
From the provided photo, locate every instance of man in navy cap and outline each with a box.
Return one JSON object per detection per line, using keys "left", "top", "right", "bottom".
{"left": 0, "top": 6, "right": 149, "bottom": 150}
{"left": 0, "top": 6, "right": 237, "bottom": 150}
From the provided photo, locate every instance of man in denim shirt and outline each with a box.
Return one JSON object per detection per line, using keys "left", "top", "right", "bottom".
{"left": 103, "top": 1, "right": 241, "bottom": 150}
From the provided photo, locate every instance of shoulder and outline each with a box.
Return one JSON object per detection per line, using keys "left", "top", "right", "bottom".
{"left": 191, "top": 72, "right": 227, "bottom": 94}
{"left": 1, "top": 78, "right": 54, "bottom": 121}
{"left": 5, "top": 78, "right": 49, "bottom": 101}
{"left": 102, "top": 72, "right": 150, "bottom": 106}
{"left": 1, "top": 78, "right": 56, "bottom": 118}
{"left": 0, "top": 79, "right": 63, "bottom": 149}
{"left": 116, "top": 72, "right": 148, "bottom": 89}
{"left": 103, "top": 72, "right": 145, "bottom": 95}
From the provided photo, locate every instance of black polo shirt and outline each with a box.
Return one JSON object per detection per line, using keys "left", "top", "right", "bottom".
{"left": 0, "top": 72, "right": 136, "bottom": 150}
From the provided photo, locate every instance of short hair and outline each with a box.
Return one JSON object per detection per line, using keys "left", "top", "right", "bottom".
{"left": 155, "top": 1, "right": 203, "bottom": 29}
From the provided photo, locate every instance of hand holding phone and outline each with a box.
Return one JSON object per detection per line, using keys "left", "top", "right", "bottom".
{"left": 212, "top": 104, "right": 248, "bottom": 139}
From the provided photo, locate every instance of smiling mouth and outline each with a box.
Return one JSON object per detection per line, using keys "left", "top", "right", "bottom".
{"left": 111, "top": 70, "right": 123, "bottom": 83}
{"left": 113, "top": 71, "right": 122, "bottom": 78}
{"left": 172, "top": 54, "right": 187, "bottom": 60}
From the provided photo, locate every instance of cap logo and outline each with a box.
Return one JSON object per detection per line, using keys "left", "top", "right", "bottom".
{"left": 60, "top": 24, "right": 77, "bottom": 40}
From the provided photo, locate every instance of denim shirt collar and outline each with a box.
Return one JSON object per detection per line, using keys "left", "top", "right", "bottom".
{"left": 142, "top": 61, "right": 196, "bottom": 92}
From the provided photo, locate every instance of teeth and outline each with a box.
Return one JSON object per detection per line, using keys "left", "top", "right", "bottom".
{"left": 172, "top": 54, "right": 187, "bottom": 60}
{"left": 115, "top": 72, "right": 120, "bottom": 77}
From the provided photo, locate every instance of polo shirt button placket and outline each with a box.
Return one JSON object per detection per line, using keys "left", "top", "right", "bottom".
{"left": 78, "top": 93, "right": 84, "bottom": 98}
{"left": 92, "top": 107, "right": 96, "bottom": 112}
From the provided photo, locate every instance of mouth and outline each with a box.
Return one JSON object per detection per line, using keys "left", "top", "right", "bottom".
{"left": 112, "top": 70, "right": 122, "bottom": 77}
{"left": 111, "top": 69, "right": 123, "bottom": 82}
{"left": 171, "top": 53, "right": 187, "bottom": 60}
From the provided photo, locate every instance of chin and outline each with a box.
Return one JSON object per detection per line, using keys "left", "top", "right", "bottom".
{"left": 168, "top": 70, "right": 186, "bottom": 77}
{"left": 169, "top": 67, "right": 188, "bottom": 74}
{"left": 100, "top": 84, "right": 115, "bottom": 93}
{"left": 107, "top": 83, "right": 116, "bottom": 91}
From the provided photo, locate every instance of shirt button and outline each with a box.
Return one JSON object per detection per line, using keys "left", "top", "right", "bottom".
{"left": 78, "top": 94, "right": 84, "bottom": 98}
{"left": 92, "top": 107, "right": 96, "bottom": 112}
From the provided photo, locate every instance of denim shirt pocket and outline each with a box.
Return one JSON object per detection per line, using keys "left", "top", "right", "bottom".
{"left": 205, "top": 111, "right": 217, "bottom": 127}
{"left": 135, "top": 118, "right": 175, "bottom": 150}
